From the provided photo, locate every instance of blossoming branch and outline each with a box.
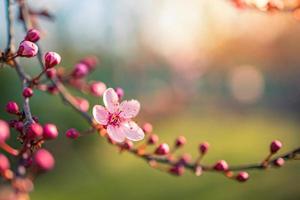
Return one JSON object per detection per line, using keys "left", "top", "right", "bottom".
{"left": 0, "top": 0, "right": 299, "bottom": 199}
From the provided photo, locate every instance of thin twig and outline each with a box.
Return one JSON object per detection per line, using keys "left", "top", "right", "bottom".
{"left": 5, "top": 0, "right": 34, "bottom": 126}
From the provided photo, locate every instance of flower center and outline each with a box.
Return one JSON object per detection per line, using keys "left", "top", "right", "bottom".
{"left": 108, "top": 113, "right": 121, "bottom": 126}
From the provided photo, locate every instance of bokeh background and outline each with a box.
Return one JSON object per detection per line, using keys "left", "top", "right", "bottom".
{"left": 0, "top": 0, "right": 300, "bottom": 199}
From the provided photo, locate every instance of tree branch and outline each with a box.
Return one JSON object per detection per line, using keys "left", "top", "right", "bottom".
{"left": 5, "top": 0, "right": 34, "bottom": 125}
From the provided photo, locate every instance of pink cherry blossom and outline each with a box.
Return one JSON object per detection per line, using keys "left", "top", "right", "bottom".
{"left": 93, "top": 88, "right": 144, "bottom": 143}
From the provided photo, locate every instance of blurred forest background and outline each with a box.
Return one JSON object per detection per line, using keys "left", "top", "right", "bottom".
{"left": 0, "top": 0, "right": 300, "bottom": 199}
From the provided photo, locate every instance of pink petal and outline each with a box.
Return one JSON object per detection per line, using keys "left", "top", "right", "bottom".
{"left": 103, "top": 88, "right": 119, "bottom": 113}
{"left": 107, "top": 125, "right": 126, "bottom": 143}
{"left": 92, "top": 105, "right": 109, "bottom": 125}
{"left": 119, "top": 100, "right": 140, "bottom": 119}
{"left": 120, "top": 121, "right": 144, "bottom": 141}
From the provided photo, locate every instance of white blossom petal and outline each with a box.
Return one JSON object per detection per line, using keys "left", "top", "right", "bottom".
{"left": 107, "top": 125, "right": 126, "bottom": 143}
{"left": 119, "top": 100, "right": 140, "bottom": 119}
{"left": 103, "top": 88, "right": 119, "bottom": 113}
{"left": 92, "top": 105, "right": 109, "bottom": 125}
{"left": 121, "top": 121, "right": 144, "bottom": 141}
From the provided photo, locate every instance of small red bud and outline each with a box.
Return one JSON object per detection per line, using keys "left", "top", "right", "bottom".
{"left": 236, "top": 171, "right": 249, "bottom": 182}
{"left": 44, "top": 52, "right": 61, "bottom": 69}
{"left": 270, "top": 140, "right": 282, "bottom": 154}
{"left": 274, "top": 157, "right": 285, "bottom": 167}
{"left": 175, "top": 136, "right": 186, "bottom": 148}
{"left": 214, "top": 160, "right": 229, "bottom": 171}
{"left": 46, "top": 68, "right": 57, "bottom": 79}
{"left": 90, "top": 82, "right": 107, "bottom": 97}
{"left": 25, "top": 29, "right": 40, "bottom": 42}
{"left": 80, "top": 56, "right": 98, "bottom": 70}
{"left": 0, "top": 154, "right": 10, "bottom": 172}
{"left": 66, "top": 128, "right": 80, "bottom": 139}
{"left": 147, "top": 134, "right": 159, "bottom": 145}
{"left": 27, "top": 123, "right": 43, "bottom": 139}
{"left": 6, "top": 101, "right": 19, "bottom": 115}
{"left": 43, "top": 124, "right": 58, "bottom": 140}
{"left": 34, "top": 149, "right": 55, "bottom": 171}
{"left": 178, "top": 153, "right": 192, "bottom": 165}
{"left": 142, "top": 123, "right": 153, "bottom": 134}
{"left": 155, "top": 143, "right": 170, "bottom": 155}
{"left": 72, "top": 63, "right": 89, "bottom": 78}
{"left": 22, "top": 87, "right": 33, "bottom": 98}
{"left": 199, "top": 142, "right": 210, "bottom": 154}
{"left": 169, "top": 165, "right": 185, "bottom": 176}
{"left": 122, "top": 140, "right": 133, "bottom": 150}
{"left": 114, "top": 87, "right": 124, "bottom": 100}
{"left": 47, "top": 85, "right": 59, "bottom": 95}
{"left": 15, "top": 121, "right": 24, "bottom": 132}
{"left": 0, "top": 120, "right": 10, "bottom": 143}
{"left": 17, "top": 40, "right": 38, "bottom": 57}
{"left": 76, "top": 97, "right": 89, "bottom": 112}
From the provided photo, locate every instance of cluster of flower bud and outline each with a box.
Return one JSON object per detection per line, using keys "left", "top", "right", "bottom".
{"left": 0, "top": 101, "right": 58, "bottom": 176}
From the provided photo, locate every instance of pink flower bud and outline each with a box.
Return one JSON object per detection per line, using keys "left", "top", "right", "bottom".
{"left": 274, "top": 157, "right": 285, "bottom": 167}
{"left": 17, "top": 40, "right": 38, "bottom": 57}
{"left": 76, "top": 97, "right": 89, "bottom": 112}
{"left": 15, "top": 121, "right": 24, "bottom": 132}
{"left": 43, "top": 124, "right": 58, "bottom": 140}
{"left": 22, "top": 87, "right": 33, "bottom": 98}
{"left": 214, "top": 160, "right": 229, "bottom": 171}
{"left": 236, "top": 171, "right": 249, "bottom": 182}
{"left": 72, "top": 63, "right": 89, "bottom": 78}
{"left": 90, "top": 82, "right": 106, "bottom": 96}
{"left": 66, "top": 128, "right": 80, "bottom": 139}
{"left": 169, "top": 165, "right": 185, "bottom": 176}
{"left": 47, "top": 85, "right": 59, "bottom": 95}
{"left": 27, "top": 123, "right": 43, "bottom": 139}
{"left": 199, "top": 142, "right": 210, "bottom": 154}
{"left": 0, "top": 154, "right": 10, "bottom": 172}
{"left": 155, "top": 143, "right": 170, "bottom": 155}
{"left": 147, "top": 134, "right": 159, "bottom": 145}
{"left": 270, "top": 140, "right": 282, "bottom": 154}
{"left": 178, "top": 153, "right": 192, "bottom": 165}
{"left": 44, "top": 52, "right": 61, "bottom": 69}
{"left": 114, "top": 87, "right": 124, "bottom": 100}
{"left": 0, "top": 120, "right": 10, "bottom": 143}
{"left": 34, "top": 149, "right": 55, "bottom": 171}
{"left": 46, "top": 68, "right": 57, "bottom": 79}
{"left": 80, "top": 56, "right": 98, "bottom": 70}
{"left": 175, "top": 136, "right": 186, "bottom": 148}
{"left": 122, "top": 140, "right": 133, "bottom": 150}
{"left": 6, "top": 101, "right": 19, "bottom": 114}
{"left": 25, "top": 29, "right": 40, "bottom": 42}
{"left": 142, "top": 123, "right": 153, "bottom": 134}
